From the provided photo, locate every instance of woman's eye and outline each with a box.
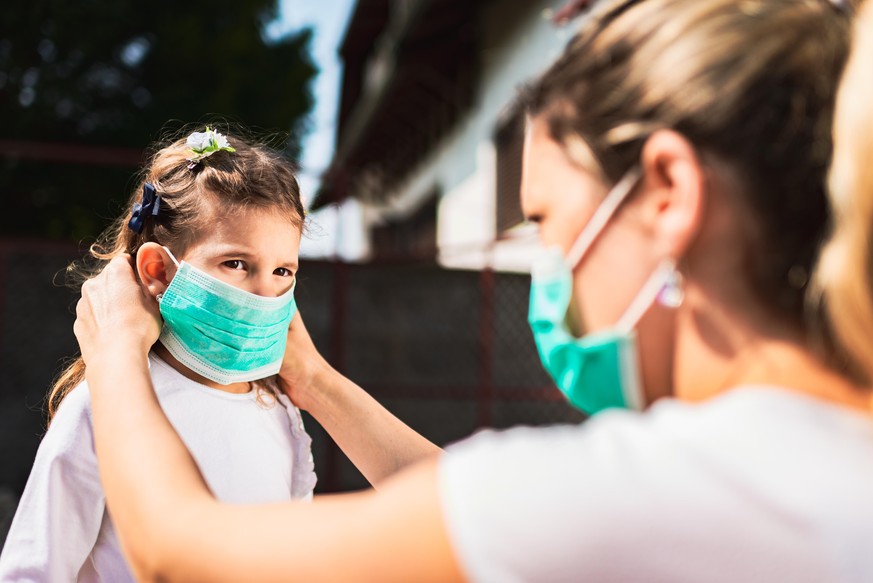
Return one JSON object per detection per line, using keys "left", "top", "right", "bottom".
{"left": 274, "top": 267, "right": 294, "bottom": 277}
{"left": 223, "top": 260, "right": 246, "bottom": 270}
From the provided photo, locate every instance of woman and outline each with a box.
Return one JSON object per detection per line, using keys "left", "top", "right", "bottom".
{"left": 72, "top": 0, "right": 873, "bottom": 581}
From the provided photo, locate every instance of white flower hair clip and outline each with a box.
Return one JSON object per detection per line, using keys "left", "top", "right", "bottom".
{"left": 186, "top": 127, "right": 236, "bottom": 169}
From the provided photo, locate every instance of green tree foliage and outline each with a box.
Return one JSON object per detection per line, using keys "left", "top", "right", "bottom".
{"left": 0, "top": 0, "right": 317, "bottom": 240}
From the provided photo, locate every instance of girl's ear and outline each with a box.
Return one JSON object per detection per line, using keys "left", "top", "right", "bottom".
{"left": 136, "top": 242, "right": 175, "bottom": 299}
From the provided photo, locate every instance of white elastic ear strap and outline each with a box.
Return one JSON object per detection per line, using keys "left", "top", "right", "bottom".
{"left": 162, "top": 246, "right": 181, "bottom": 267}
{"left": 616, "top": 259, "right": 675, "bottom": 333}
{"left": 565, "top": 168, "right": 643, "bottom": 269}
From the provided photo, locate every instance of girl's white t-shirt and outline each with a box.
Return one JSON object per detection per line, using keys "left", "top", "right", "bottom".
{"left": 0, "top": 353, "right": 316, "bottom": 583}
{"left": 440, "top": 386, "right": 873, "bottom": 583}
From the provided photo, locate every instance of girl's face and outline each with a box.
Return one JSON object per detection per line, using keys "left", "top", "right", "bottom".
{"left": 175, "top": 205, "right": 301, "bottom": 298}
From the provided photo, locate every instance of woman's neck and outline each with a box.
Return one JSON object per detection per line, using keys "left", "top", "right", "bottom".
{"left": 151, "top": 343, "right": 253, "bottom": 395}
{"left": 672, "top": 285, "right": 871, "bottom": 413}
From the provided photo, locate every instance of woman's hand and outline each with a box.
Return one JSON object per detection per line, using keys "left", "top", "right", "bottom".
{"left": 74, "top": 255, "right": 161, "bottom": 366}
{"left": 277, "top": 311, "right": 333, "bottom": 411}
{"left": 278, "top": 310, "right": 441, "bottom": 485}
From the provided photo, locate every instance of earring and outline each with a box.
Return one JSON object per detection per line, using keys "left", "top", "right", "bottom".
{"left": 657, "top": 267, "right": 684, "bottom": 308}
{"left": 156, "top": 293, "right": 164, "bottom": 304}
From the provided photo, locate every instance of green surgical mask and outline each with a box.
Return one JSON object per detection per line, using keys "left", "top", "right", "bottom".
{"left": 527, "top": 169, "right": 679, "bottom": 415}
{"left": 157, "top": 248, "right": 297, "bottom": 385}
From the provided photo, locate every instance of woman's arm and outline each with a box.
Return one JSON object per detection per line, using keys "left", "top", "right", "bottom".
{"left": 279, "top": 313, "right": 442, "bottom": 487}
{"left": 76, "top": 257, "right": 464, "bottom": 582}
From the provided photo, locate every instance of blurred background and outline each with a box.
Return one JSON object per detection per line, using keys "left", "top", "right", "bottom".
{"left": 0, "top": 0, "right": 586, "bottom": 548}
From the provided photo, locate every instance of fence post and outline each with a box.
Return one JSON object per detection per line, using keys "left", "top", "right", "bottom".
{"left": 0, "top": 245, "right": 6, "bottom": 384}
{"left": 324, "top": 260, "right": 350, "bottom": 491}
{"left": 477, "top": 267, "right": 495, "bottom": 427}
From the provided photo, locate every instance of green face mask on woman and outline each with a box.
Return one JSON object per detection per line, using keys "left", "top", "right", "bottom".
{"left": 156, "top": 248, "right": 297, "bottom": 385}
{"left": 527, "top": 168, "right": 682, "bottom": 415}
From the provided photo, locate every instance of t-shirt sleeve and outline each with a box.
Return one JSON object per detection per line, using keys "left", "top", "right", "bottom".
{"left": 440, "top": 390, "right": 873, "bottom": 583}
{"left": 0, "top": 382, "right": 106, "bottom": 582}
{"left": 277, "top": 394, "right": 317, "bottom": 501}
{"left": 437, "top": 412, "right": 688, "bottom": 583}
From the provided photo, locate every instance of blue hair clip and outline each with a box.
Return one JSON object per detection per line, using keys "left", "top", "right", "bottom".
{"left": 128, "top": 182, "right": 162, "bottom": 233}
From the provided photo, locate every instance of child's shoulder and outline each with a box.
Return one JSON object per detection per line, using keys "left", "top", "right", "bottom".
{"left": 39, "top": 381, "right": 95, "bottom": 461}
{"left": 50, "top": 380, "right": 93, "bottom": 429}
{"left": 147, "top": 351, "right": 193, "bottom": 396}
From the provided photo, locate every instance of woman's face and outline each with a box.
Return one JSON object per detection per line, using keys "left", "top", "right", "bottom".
{"left": 521, "top": 115, "right": 676, "bottom": 402}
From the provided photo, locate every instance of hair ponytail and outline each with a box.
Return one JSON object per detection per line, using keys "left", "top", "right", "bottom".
{"left": 814, "top": 2, "right": 873, "bottom": 388}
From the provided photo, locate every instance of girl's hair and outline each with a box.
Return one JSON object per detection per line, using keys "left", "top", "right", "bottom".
{"left": 815, "top": 1, "right": 873, "bottom": 386}
{"left": 523, "top": 0, "right": 855, "bottom": 361}
{"left": 48, "top": 127, "right": 305, "bottom": 421}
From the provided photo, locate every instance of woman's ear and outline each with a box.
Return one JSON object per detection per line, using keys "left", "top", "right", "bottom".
{"left": 135, "top": 243, "right": 175, "bottom": 299}
{"left": 639, "top": 129, "right": 706, "bottom": 260}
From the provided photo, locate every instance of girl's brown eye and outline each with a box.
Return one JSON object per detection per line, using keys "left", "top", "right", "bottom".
{"left": 274, "top": 267, "right": 294, "bottom": 277}
{"left": 223, "top": 260, "right": 246, "bottom": 270}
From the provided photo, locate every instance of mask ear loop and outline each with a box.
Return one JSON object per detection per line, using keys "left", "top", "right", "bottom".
{"left": 162, "top": 246, "right": 181, "bottom": 267}
{"left": 155, "top": 247, "right": 181, "bottom": 304}
{"left": 615, "top": 259, "right": 678, "bottom": 333}
{"left": 566, "top": 168, "right": 643, "bottom": 269}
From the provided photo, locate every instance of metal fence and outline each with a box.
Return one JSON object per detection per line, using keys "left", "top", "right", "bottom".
{"left": 295, "top": 260, "right": 585, "bottom": 492}
{"left": 0, "top": 241, "right": 584, "bottom": 542}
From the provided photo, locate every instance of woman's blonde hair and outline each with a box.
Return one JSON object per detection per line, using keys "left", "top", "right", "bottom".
{"left": 815, "top": 1, "right": 873, "bottom": 385}
{"left": 48, "top": 126, "right": 305, "bottom": 421}
{"left": 525, "top": 0, "right": 855, "bottom": 355}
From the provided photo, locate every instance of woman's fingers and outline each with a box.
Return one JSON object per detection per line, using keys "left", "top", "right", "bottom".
{"left": 278, "top": 311, "right": 331, "bottom": 410}
{"left": 74, "top": 255, "right": 162, "bottom": 364}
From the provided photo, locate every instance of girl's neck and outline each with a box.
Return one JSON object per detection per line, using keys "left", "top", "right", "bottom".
{"left": 152, "top": 343, "right": 253, "bottom": 395}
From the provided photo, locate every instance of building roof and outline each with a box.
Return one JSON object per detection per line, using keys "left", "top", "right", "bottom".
{"left": 313, "top": 0, "right": 479, "bottom": 209}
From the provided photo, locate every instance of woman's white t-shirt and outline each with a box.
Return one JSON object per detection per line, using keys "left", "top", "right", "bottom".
{"left": 0, "top": 353, "right": 316, "bottom": 582}
{"left": 440, "top": 386, "right": 873, "bottom": 583}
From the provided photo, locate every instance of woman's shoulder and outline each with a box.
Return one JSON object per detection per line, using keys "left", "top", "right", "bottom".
{"left": 451, "top": 385, "right": 872, "bottom": 481}
{"left": 438, "top": 388, "right": 873, "bottom": 582}
{"left": 442, "top": 386, "right": 873, "bottom": 483}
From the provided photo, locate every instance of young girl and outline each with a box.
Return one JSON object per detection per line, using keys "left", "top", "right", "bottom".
{"left": 0, "top": 127, "right": 316, "bottom": 582}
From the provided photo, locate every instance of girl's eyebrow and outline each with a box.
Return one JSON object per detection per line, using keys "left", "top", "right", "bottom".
{"left": 203, "top": 241, "right": 254, "bottom": 254}
{"left": 209, "top": 247, "right": 257, "bottom": 259}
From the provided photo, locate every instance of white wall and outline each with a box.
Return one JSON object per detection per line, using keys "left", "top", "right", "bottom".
{"left": 369, "top": 0, "right": 572, "bottom": 272}
{"left": 300, "top": 198, "right": 371, "bottom": 261}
